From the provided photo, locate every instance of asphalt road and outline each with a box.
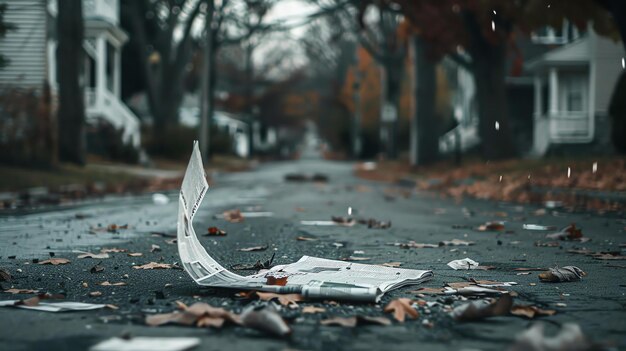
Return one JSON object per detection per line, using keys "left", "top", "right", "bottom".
{"left": 1, "top": 149, "right": 625, "bottom": 351}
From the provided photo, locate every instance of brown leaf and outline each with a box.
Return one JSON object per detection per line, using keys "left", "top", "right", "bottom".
{"left": 4, "top": 288, "right": 39, "bottom": 294}
{"left": 0, "top": 268, "right": 12, "bottom": 282}
{"left": 38, "top": 258, "right": 70, "bottom": 265}
{"left": 133, "top": 262, "right": 174, "bottom": 270}
{"left": 395, "top": 241, "right": 439, "bottom": 249}
{"left": 477, "top": 221, "right": 505, "bottom": 232}
{"left": 265, "top": 275, "right": 288, "bottom": 286}
{"left": 302, "top": 306, "right": 326, "bottom": 314}
{"left": 320, "top": 316, "right": 357, "bottom": 327}
{"left": 206, "top": 226, "right": 227, "bottom": 236}
{"left": 89, "top": 291, "right": 102, "bottom": 297}
{"left": 238, "top": 245, "right": 268, "bottom": 252}
{"left": 297, "top": 236, "right": 317, "bottom": 241}
{"left": 76, "top": 251, "right": 110, "bottom": 259}
{"left": 98, "top": 281, "right": 127, "bottom": 286}
{"left": 592, "top": 252, "right": 626, "bottom": 260}
{"left": 545, "top": 223, "right": 589, "bottom": 242}
{"left": 223, "top": 209, "right": 244, "bottom": 223}
{"left": 150, "top": 244, "right": 161, "bottom": 253}
{"left": 146, "top": 302, "right": 241, "bottom": 328}
{"left": 510, "top": 305, "right": 557, "bottom": 319}
{"left": 538, "top": 266, "right": 586, "bottom": 282}
{"left": 127, "top": 252, "right": 143, "bottom": 257}
{"left": 384, "top": 298, "right": 419, "bottom": 322}
{"left": 255, "top": 292, "right": 304, "bottom": 306}
{"left": 99, "top": 248, "right": 127, "bottom": 253}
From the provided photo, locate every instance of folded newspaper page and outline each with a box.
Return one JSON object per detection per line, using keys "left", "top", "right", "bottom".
{"left": 177, "top": 141, "right": 433, "bottom": 302}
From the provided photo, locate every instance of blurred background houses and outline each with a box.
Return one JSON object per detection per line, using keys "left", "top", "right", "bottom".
{"left": 0, "top": 0, "right": 624, "bottom": 174}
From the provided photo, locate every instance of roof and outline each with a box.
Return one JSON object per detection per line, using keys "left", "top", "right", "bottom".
{"left": 525, "top": 35, "right": 590, "bottom": 71}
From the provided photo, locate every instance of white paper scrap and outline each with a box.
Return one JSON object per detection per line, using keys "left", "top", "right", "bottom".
{"left": 0, "top": 300, "right": 106, "bottom": 312}
{"left": 90, "top": 337, "right": 200, "bottom": 351}
{"left": 447, "top": 258, "right": 479, "bottom": 270}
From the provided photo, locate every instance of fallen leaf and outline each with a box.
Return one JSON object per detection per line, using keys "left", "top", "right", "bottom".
{"left": 89, "top": 291, "right": 102, "bottom": 297}
{"left": 452, "top": 294, "right": 513, "bottom": 321}
{"left": 302, "top": 306, "right": 326, "bottom": 314}
{"left": 395, "top": 241, "right": 439, "bottom": 249}
{"left": 133, "top": 262, "right": 174, "bottom": 270}
{"left": 223, "top": 209, "right": 244, "bottom": 223}
{"left": 477, "top": 221, "right": 505, "bottom": 232}
{"left": 127, "top": 252, "right": 143, "bottom": 257}
{"left": 320, "top": 316, "right": 357, "bottom": 327}
{"left": 238, "top": 245, "right": 268, "bottom": 252}
{"left": 265, "top": 275, "right": 288, "bottom": 286}
{"left": 98, "top": 281, "right": 127, "bottom": 286}
{"left": 545, "top": 224, "right": 589, "bottom": 242}
{"left": 384, "top": 298, "right": 419, "bottom": 322}
{"left": 0, "top": 268, "right": 12, "bottom": 282}
{"left": 75, "top": 250, "right": 110, "bottom": 259}
{"left": 165, "top": 239, "right": 177, "bottom": 245}
{"left": 38, "top": 258, "right": 70, "bottom": 265}
{"left": 150, "top": 244, "right": 161, "bottom": 253}
{"left": 539, "top": 266, "right": 586, "bottom": 282}
{"left": 510, "top": 305, "right": 557, "bottom": 319}
{"left": 255, "top": 292, "right": 304, "bottom": 306}
{"left": 4, "top": 288, "right": 39, "bottom": 294}
{"left": 206, "top": 227, "right": 227, "bottom": 236}
{"left": 591, "top": 252, "right": 626, "bottom": 260}
{"left": 146, "top": 302, "right": 241, "bottom": 328}
{"left": 439, "top": 239, "right": 475, "bottom": 246}
{"left": 99, "top": 248, "right": 127, "bottom": 253}
{"left": 297, "top": 236, "right": 317, "bottom": 241}
{"left": 107, "top": 224, "right": 128, "bottom": 232}
{"left": 360, "top": 218, "right": 392, "bottom": 229}
{"left": 90, "top": 263, "right": 105, "bottom": 273}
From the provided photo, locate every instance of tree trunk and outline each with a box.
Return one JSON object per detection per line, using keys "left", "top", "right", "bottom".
{"left": 469, "top": 41, "right": 517, "bottom": 160}
{"left": 409, "top": 35, "right": 438, "bottom": 166}
{"left": 56, "top": 0, "right": 85, "bottom": 165}
{"left": 380, "top": 60, "right": 402, "bottom": 160}
{"left": 199, "top": 4, "right": 215, "bottom": 162}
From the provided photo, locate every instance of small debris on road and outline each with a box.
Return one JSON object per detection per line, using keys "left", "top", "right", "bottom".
{"left": 447, "top": 258, "right": 479, "bottom": 270}
{"left": 539, "top": 266, "right": 586, "bottom": 282}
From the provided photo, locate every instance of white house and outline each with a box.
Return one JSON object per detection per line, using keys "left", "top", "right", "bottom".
{"left": 439, "top": 21, "right": 624, "bottom": 157}
{"left": 526, "top": 29, "right": 624, "bottom": 155}
{"left": 0, "top": 0, "right": 141, "bottom": 148}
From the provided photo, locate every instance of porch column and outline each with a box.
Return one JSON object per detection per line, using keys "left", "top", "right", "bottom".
{"left": 533, "top": 75, "right": 542, "bottom": 119}
{"left": 113, "top": 47, "right": 121, "bottom": 98}
{"left": 548, "top": 67, "right": 558, "bottom": 117}
{"left": 95, "top": 35, "right": 107, "bottom": 105}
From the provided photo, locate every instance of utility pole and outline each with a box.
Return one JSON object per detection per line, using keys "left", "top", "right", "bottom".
{"left": 199, "top": 0, "right": 215, "bottom": 162}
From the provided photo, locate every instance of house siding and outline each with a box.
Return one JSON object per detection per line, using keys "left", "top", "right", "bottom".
{"left": 0, "top": 0, "right": 47, "bottom": 89}
{"left": 591, "top": 34, "right": 625, "bottom": 113}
